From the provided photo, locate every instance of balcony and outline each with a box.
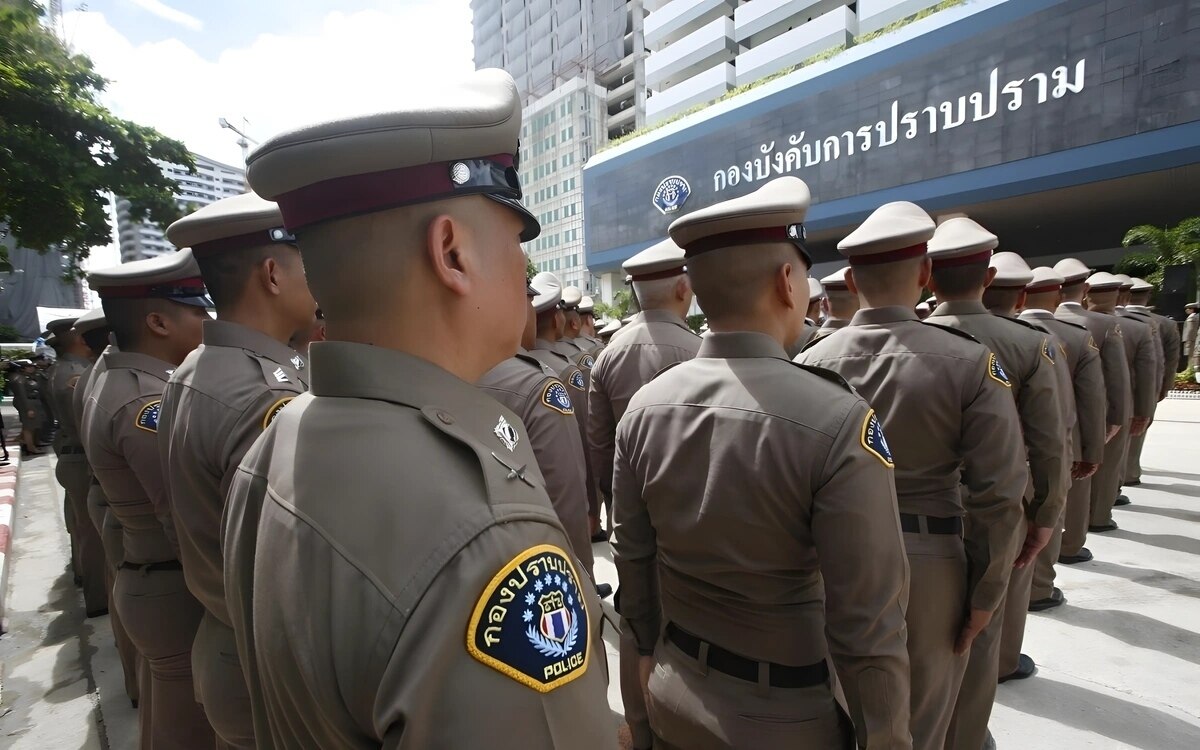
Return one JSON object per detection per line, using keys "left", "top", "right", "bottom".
{"left": 644, "top": 0, "right": 736, "bottom": 51}
{"left": 607, "top": 105, "right": 637, "bottom": 132}
{"left": 734, "top": 5, "right": 856, "bottom": 87}
{"left": 734, "top": 0, "right": 846, "bottom": 44}
{"left": 646, "top": 60, "right": 735, "bottom": 123}
{"left": 858, "top": 0, "right": 942, "bottom": 36}
{"left": 645, "top": 15, "right": 737, "bottom": 92}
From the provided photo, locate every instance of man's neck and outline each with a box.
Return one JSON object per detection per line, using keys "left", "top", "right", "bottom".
{"left": 217, "top": 305, "right": 294, "bottom": 347}
{"left": 127, "top": 343, "right": 182, "bottom": 367}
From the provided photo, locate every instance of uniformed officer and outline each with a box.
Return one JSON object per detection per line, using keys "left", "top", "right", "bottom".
{"left": 784, "top": 277, "right": 823, "bottom": 355}
{"left": 613, "top": 176, "right": 911, "bottom": 749}
{"left": 224, "top": 68, "right": 611, "bottom": 747}
{"left": 556, "top": 286, "right": 593, "bottom": 367}
{"left": 35, "top": 353, "right": 57, "bottom": 446}
{"left": 47, "top": 316, "right": 109, "bottom": 616}
{"left": 1085, "top": 271, "right": 1156, "bottom": 529}
{"left": 1184, "top": 302, "right": 1198, "bottom": 369}
{"left": 1115, "top": 276, "right": 1165, "bottom": 477}
{"left": 1053, "top": 258, "right": 1130, "bottom": 561}
{"left": 1019, "top": 266, "right": 1105, "bottom": 610}
{"left": 797, "top": 201, "right": 1026, "bottom": 750}
{"left": 478, "top": 279, "right": 594, "bottom": 574}
{"left": 12, "top": 359, "right": 47, "bottom": 455}
{"left": 598, "top": 319, "right": 623, "bottom": 343}
{"left": 72, "top": 308, "right": 142, "bottom": 708}
{"left": 82, "top": 249, "right": 215, "bottom": 748}
{"left": 1120, "top": 277, "right": 1179, "bottom": 486}
{"left": 158, "top": 191, "right": 317, "bottom": 749}
{"left": 577, "top": 295, "right": 602, "bottom": 352}
{"left": 814, "top": 266, "right": 857, "bottom": 340}
{"left": 44, "top": 322, "right": 82, "bottom": 585}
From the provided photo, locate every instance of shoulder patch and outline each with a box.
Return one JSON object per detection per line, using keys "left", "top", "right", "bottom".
{"left": 792, "top": 362, "right": 852, "bottom": 391}
{"left": 467, "top": 545, "right": 590, "bottom": 693}
{"left": 1041, "top": 338, "right": 1057, "bottom": 364}
{"left": 987, "top": 353, "right": 1012, "bottom": 387}
{"left": 135, "top": 400, "right": 161, "bottom": 433}
{"left": 860, "top": 409, "right": 894, "bottom": 468}
{"left": 540, "top": 380, "right": 574, "bottom": 415}
{"left": 262, "top": 397, "right": 295, "bottom": 430}
{"left": 568, "top": 368, "right": 586, "bottom": 391}
{"left": 1113, "top": 323, "right": 1123, "bottom": 337}
{"left": 922, "top": 321, "right": 980, "bottom": 343}
{"left": 579, "top": 354, "right": 595, "bottom": 369}
{"left": 1087, "top": 335, "right": 1099, "bottom": 351}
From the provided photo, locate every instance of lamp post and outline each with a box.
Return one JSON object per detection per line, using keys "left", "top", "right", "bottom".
{"left": 218, "top": 117, "right": 259, "bottom": 171}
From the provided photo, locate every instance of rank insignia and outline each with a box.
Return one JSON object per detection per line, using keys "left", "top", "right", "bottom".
{"left": 135, "top": 400, "right": 161, "bottom": 433}
{"left": 860, "top": 409, "right": 894, "bottom": 468}
{"left": 580, "top": 355, "right": 594, "bottom": 369}
{"left": 262, "top": 397, "right": 295, "bottom": 430}
{"left": 988, "top": 353, "right": 1012, "bottom": 387}
{"left": 1087, "top": 336, "right": 1099, "bottom": 351}
{"left": 468, "top": 545, "right": 590, "bottom": 692}
{"left": 494, "top": 415, "right": 519, "bottom": 452}
{"left": 540, "top": 380, "right": 574, "bottom": 415}
{"left": 569, "top": 369, "right": 586, "bottom": 390}
{"left": 1041, "top": 339, "right": 1056, "bottom": 364}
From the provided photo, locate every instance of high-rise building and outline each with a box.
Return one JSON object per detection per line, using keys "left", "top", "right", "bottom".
{"left": 116, "top": 152, "right": 246, "bottom": 262}
{"left": 0, "top": 223, "right": 87, "bottom": 339}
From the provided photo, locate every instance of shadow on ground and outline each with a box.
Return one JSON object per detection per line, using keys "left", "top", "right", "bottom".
{"left": 1078, "top": 559, "right": 1200, "bottom": 600}
{"left": 1035, "top": 604, "right": 1200, "bottom": 666}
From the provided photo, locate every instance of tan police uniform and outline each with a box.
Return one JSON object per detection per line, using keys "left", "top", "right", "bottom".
{"left": 1120, "top": 277, "right": 1179, "bottom": 484}
{"left": 576, "top": 296, "right": 603, "bottom": 354}
{"left": 156, "top": 192, "right": 310, "bottom": 749}
{"left": 12, "top": 366, "right": 47, "bottom": 434}
{"left": 82, "top": 250, "right": 215, "bottom": 749}
{"left": 813, "top": 267, "right": 853, "bottom": 341}
{"left": 224, "top": 69, "right": 612, "bottom": 748}
{"left": 796, "top": 202, "right": 1026, "bottom": 750}
{"left": 1184, "top": 306, "right": 1198, "bottom": 368}
{"left": 1020, "top": 268, "right": 1106, "bottom": 605}
{"left": 614, "top": 176, "right": 910, "bottom": 749}
{"left": 587, "top": 238, "right": 701, "bottom": 750}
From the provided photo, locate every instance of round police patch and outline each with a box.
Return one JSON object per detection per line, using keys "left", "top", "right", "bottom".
{"left": 988, "top": 353, "right": 1012, "bottom": 387}
{"left": 262, "top": 397, "right": 295, "bottom": 430}
{"left": 1041, "top": 338, "right": 1056, "bottom": 364}
{"left": 467, "top": 545, "right": 590, "bottom": 693}
{"left": 135, "top": 400, "right": 161, "bottom": 433}
{"left": 580, "top": 355, "right": 594, "bottom": 369}
{"left": 860, "top": 409, "right": 894, "bottom": 468}
{"left": 568, "top": 369, "right": 586, "bottom": 391}
{"left": 540, "top": 380, "right": 574, "bottom": 415}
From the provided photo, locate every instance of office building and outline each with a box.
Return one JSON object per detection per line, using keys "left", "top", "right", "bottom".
{"left": 0, "top": 224, "right": 87, "bottom": 339}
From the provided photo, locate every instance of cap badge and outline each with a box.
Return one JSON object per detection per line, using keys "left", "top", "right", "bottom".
{"left": 787, "top": 223, "right": 806, "bottom": 241}
{"left": 290, "top": 354, "right": 305, "bottom": 371}
{"left": 652, "top": 175, "right": 691, "bottom": 216}
{"left": 494, "top": 415, "right": 519, "bottom": 452}
{"left": 451, "top": 162, "right": 471, "bottom": 186}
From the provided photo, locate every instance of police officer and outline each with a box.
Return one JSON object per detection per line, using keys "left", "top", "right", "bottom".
{"left": 1019, "top": 266, "right": 1105, "bottom": 611}
{"left": 12, "top": 359, "right": 47, "bottom": 455}
{"left": 613, "top": 176, "right": 911, "bottom": 749}
{"left": 158, "top": 191, "right": 317, "bottom": 748}
{"left": 797, "top": 202, "right": 1026, "bottom": 750}
{"left": 1120, "top": 277, "right": 1179, "bottom": 486}
{"left": 556, "top": 286, "right": 594, "bottom": 369}
{"left": 598, "top": 319, "right": 623, "bottom": 343}
{"left": 784, "top": 278, "right": 823, "bottom": 355}
{"left": 223, "top": 68, "right": 610, "bottom": 747}
{"left": 1054, "top": 259, "right": 1131, "bottom": 560}
{"left": 814, "top": 266, "right": 857, "bottom": 340}
{"left": 925, "top": 221, "right": 1067, "bottom": 748}
{"left": 1184, "top": 302, "right": 1198, "bottom": 369}
{"left": 576, "top": 295, "right": 602, "bottom": 352}
{"left": 82, "top": 249, "right": 215, "bottom": 748}
{"left": 587, "top": 236, "right": 700, "bottom": 750}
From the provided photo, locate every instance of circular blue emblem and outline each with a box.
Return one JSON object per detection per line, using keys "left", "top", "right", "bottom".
{"left": 653, "top": 176, "right": 692, "bottom": 215}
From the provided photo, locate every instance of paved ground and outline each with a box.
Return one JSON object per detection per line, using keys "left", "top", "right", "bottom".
{"left": 2, "top": 400, "right": 1199, "bottom": 748}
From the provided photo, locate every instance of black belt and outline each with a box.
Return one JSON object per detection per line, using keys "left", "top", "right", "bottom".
{"left": 665, "top": 623, "right": 829, "bottom": 688}
{"left": 118, "top": 560, "right": 183, "bottom": 573}
{"left": 899, "top": 513, "right": 963, "bottom": 535}
{"left": 58, "top": 445, "right": 86, "bottom": 455}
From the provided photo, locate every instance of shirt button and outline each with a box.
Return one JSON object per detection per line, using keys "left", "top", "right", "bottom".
{"left": 436, "top": 411, "right": 454, "bottom": 425}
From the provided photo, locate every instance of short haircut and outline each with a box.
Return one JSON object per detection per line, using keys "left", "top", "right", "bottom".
{"left": 196, "top": 243, "right": 298, "bottom": 310}
{"left": 102, "top": 297, "right": 177, "bottom": 349}
{"left": 1129, "top": 290, "right": 1152, "bottom": 304}
{"left": 850, "top": 256, "right": 926, "bottom": 300}
{"left": 930, "top": 262, "right": 990, "bottom": 298}
{"left": 631, "top": 275, "right": 684, "bottom": 310}
{"left": 981, "top": 286, "right": 1023, "bottom": 313}
{"left": 81, "top": 327, "right": 111, "bottom": 357}
{"left": 688, "top": 243, "right": 804, "bottom": 319}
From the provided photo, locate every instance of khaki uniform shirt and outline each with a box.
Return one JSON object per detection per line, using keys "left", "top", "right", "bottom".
{"left": 12, "top": 373, "right": 46, "bottom": 427}
{"left": 1108, "top": 311, "right": 1159, "bottom": 419}
{"left": 1056, "top": 302, "right": 1131, "bottom": 428}
{"left": 614, "top": 332, "right": 911, "bottom": 748}
{"left": 81, "top": 351, "right": 177, "bottom": 564}
{"left": 52, "top": 354, "right": 90, "bottom": 456}
{"left": 928, "top": 301, "right": 1067, "bottom": 528}
{"left": 221, "top": 342, "right": 610, "bottom": 749}
{"left": 797, "top": 306, "right": 1025, "bottom": 612}
{"left": 1019, "top": 310, "right": 1106, "bottom": 466}
{"left": 587, "top": 310, "right": 701, "bottom": 497}
{"left": 784, "top": 319, "right": 819, "bottom": 357}
{"left": 158, "top": 320, "right": 308, "bottom": 623}
{"left": 479, "top": 351, "right": 593, "bottom": 571}
{"left": 1184, "top": 313, "right": 1197, "bottom": 359}
{"left": 813, "top": 318, "right": 849, "bottom": 341}
{"left": 530, "top": 340, "right": 597, "bottom": 517}
{"left": 1125, "top": 306, "right": 1180, "bottom": 398}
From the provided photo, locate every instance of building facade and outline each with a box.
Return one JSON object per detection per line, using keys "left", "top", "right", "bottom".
{"left": 116, "top": 153, "right": 245, "bottom": 262}
{"left": 0, "top": 224, "right": 87, "bottom": 340}
{"left": 584, "top": 0, "right": 1200, "bottom": 316}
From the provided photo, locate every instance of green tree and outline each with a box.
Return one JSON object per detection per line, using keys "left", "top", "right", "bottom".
{"left": 593, "top": 288, "right": 636, "bottom": 322}
{"left": 0, "top": 0, "right": 193, "bottom": 278}
{"left": 1116, "top": 217, "right": 1200, "bottom": 291}
{"left": 526, "top": 255, "right": 537, "bottom": 279}
{"left": 0, "top": 324, "right": 22, "bottom": 343}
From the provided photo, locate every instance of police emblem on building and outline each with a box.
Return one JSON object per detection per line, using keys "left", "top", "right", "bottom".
{"left": 652, "top": 175, "right": 691, "bottom": 215}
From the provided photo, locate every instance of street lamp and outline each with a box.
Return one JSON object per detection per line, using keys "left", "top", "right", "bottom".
{"left": 218, "top": 117, "right": 259, "bottom": 169}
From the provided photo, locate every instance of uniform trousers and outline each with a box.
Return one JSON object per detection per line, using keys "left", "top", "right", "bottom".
{"left": 193, "top": 613, "right": 256, "bottom": 748}
{"left": 998, "top": 561, "right": 1037, "bottom": 677}
{"left": 57, "top": 457, "right": 107, "bottom": 612}
{"left": 1091, "top": 425, "right": 1129, "bottom": 527}
{"left": 88, "top": 483, "right": 141, "bottom": 704}
{"left": 646, "top": 638, "right": 850, "bottom": 749}
{"left": 1124, "top": 400, "right": 1157, "bottom": 484}
{"left": 904, "top": 530, "right": 969, "bottom": 750}
{"left": 1058, "top": 475, "right": 1093, "bottom": 559}
{"left": 621, "top": 620, "right": 654, "bottom": 749}
{"left": 1032, "top": 503, "right": 1067, "bottom": 601}
{"left": 115, "top": 566, "right": 214, "bottom": 749}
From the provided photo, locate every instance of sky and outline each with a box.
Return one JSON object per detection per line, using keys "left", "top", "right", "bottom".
{"left": 57, "top": 0, "right": 478, "bottom": 268}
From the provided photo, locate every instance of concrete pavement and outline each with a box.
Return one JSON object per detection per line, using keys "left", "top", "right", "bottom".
{"left": 2, "top": 400, "right": 1199, "bottom": 748}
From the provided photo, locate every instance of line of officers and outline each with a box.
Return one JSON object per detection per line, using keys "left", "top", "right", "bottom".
{"left": 39, "top": 67, "right": 1184, "bottom": 750}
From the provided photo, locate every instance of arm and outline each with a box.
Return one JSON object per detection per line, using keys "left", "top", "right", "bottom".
{"left": 1020, "top": 342, "right": 1068, "bottom": 529}
{"left": 586, "top": 362, "right": 618, "bottom": 499}
{"left": 1131, "top": 331, "right": 1158, "bottom": 423}
{"left": 1160, "top": 318, "right": 1181, "bottom": 399}
{"left": 610, "top": 411, "right": 660, "bottom": 654}
{"left": 1099, "top": 328, "right": 1130, "bottom": 428}
{"left": 219, "top": 386, "right": 301, "bottom": 500}
{"left": 813, "top": 402, "right": 912, "bottom": 750}
{"left": 1073, "top": 342, "right": 1107, "bottom": 466}
{"left": 115, "top": 396, "right": 181, "bottom": 556}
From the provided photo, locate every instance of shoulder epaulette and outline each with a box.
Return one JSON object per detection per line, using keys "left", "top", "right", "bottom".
{"left": 921, "top": 321, "right": 980, "bottom": 343}
{"left": 1002, "top": 316, "right": 1045, "bottom": 333}
{"left": 791, "top": 362, "right": 853, "bottom": 392}
{"left": 650, "top": 360, "right": 685, "bottom": 381}
{"left": 515, "top": 351, "right": 554, "bottom": 377}
{"left": 1058, "top": 319, "right": 1089, "bottom": 331}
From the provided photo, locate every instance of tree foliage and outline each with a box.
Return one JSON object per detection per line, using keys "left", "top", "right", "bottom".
{"left": 1116, "top": 217, "right": 1200, "bottom": 287}
{"left": 593, "top": 288, "right": 636, "bottom": 322}
{"left": 0, "top": 0, "right": 193, "bottom": 277}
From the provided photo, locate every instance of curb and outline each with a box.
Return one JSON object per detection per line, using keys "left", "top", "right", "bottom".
{"left": 0, "top": 427, "right": 21, "bottom": 630}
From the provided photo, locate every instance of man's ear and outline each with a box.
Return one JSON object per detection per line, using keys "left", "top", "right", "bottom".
{"left": 260, "top": 256, "right": 282, "bottom": 297}
{"left": 674, "top": 274, "right": 690, "bottom": 302}
{"left": 917, "top": 256, "right": 933, "bottom": 288}
{"left": 845, "top": 267, "right": 860, "bottom": 296}
{"left": 776, "top": 262, "right": 797, "bottom": 310}
{"left": 144, "top": 310, "right": 170, "bottom": 339}
{"left": 984, "top": 266, "right": 998, "bottom": 287}
{"left": 426, "top": 214, "right": 472, "bottom": 297}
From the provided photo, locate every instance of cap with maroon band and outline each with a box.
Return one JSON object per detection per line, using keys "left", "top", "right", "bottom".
{"left": 1085, "top": 272, "right": 1123, "bottom": 291}
{"left": 72, "top": 307, "right": 108, "bottom": 335}
{"left": 1130, "top": 277, "right": 1154, "bottom": 293}
{"left": 531, "top": 272, "right": 563, "bottom": 314}
{"left": 244, "top": 69, "right": 539, "bottom": 242}
{"left": 838, "top": 201, "right": 934, "bottom": 266}
{"left": 927, "top": 216, "right": 997, "bottom": 268}
{"left": 88, "top": 248, "right": 211, "bottom": 308}
{"left": 578, "top": 296, "right": 595, "bottom": 315}
{"left": 1026, "top": 267, "right": 1065, "bottom": 294}
{"left": 166, "top": 191, "right": 293, "bottom": 258}
{"left": 1053, "top": 258, "right": 1092, "bottom": 285}
{"left": 1112, "top": 273, "right": 1135, "bottom": 291}
{"left": 988, "top": 251, "right": 1034, "bottom": 288}
{"left": 820, "top": 267, "right": 850, "bottom": 290}
{"left": 623, "top": 238, "right": 687, "bottom": 282}
{"left": 561, "top": 286, "right": 583, "bottom": 311}
{"left": 667, "top": 176, "right": 812, "bottom": 266}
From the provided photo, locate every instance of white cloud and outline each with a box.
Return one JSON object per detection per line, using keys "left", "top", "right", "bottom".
{"left": 127, "top": 0, "right": 203, "bottom": 31}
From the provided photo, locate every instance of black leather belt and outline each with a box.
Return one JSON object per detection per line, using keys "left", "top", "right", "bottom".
{"left": 58, "top": 445, "right": 86, "bottom": 455}
{"left": 899, "top": 513, "right": 963, "bottom": 535}
{"left": 665, "top": 623, "right": 828, "bottom": 688}
{"left": 118, "top": 560, "right": 183, "bottom": 572}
